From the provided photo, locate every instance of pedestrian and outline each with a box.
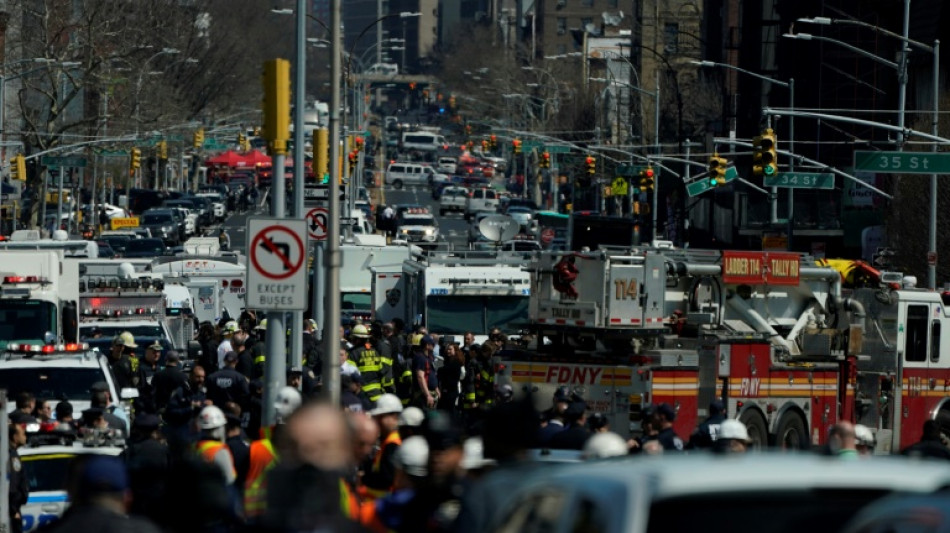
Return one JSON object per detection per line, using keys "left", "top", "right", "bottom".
{"left": 31, "top": 398, "right": 53, "bottom": 425}
{"left": 37, "top": 456, "right": 161, "bottom": 533}
{"left": 581, "top": 431, "right": 629, "bottom": 460}
{"left": 218, "top": 228, "right": 230, "bottom": 251}
{"left": 207, "top": 351, "right": 251, "bottom": 412}
{"left": 361, "top": 393, "right": 405, "bottom": 500}
{"left": 901, "top": 420, "right": 950, "bottom": 460}
{"left": 687, "top": 399, "right": 726, "bottom": 450}
{"left": 54, "top": 401, "right": 75, "bottom": 431}
{"left": 303, "top": 318, "right": 322, "bottom": 372}
{"left": 232, "top": 333, "right": 254, "bottom": 379}
{"left": 713, "top": 419, "right": 753, "bottom": 454}
{"left": 136, "top": 341, "right": 164, "bottom": 414}
{"left": 412, "top": 335, "right": 439, "bottom": 409}
{"left": 8, "top": 421, "right": 29, "bottom": 533}
{"left": 549, "top": 400, "right": 590, "bottom": 450}
{"left": 196, "top": 321, "right": 219, "bottom": 374}
{"left": 341, "top": 373, "right": 372, "bottom": 413}
{"left": 472, "top": 343, "right": 496, "bottom": 410}
{"left": 361, "top": 435, "right": 429, "bottom": 533}
{"left": 855, "top": 424, "right": 875, "bottom": 456}
{"left": 151, "top": 350, "right": 187, "bottom": 412}
{"left": 247, "top": 319, "right": 268, "bottom": 379}
{"left": 165, "top": 364, "right": 210, "bottom": 445}
{"left": 537, "top": 386, "right": 571, "bottom": 446}
{"left": 397, "top": 406, "right": 426, "bottom": 440}
{"left": 108, "top": 331, "right": 138, "bottom": 391}
{"left": 654, "top": 403, "right": 684, "bottom": 452}
{"left": 90, "top": 389, "right": 128, "bottom": 436}
{"left": 194, "top": 405, "right": 238, "bottom": 489}
{"left": 244, "top": 387, "right": 302, "bottom": 523}
{"left": 11, "top": 391, "right": 37, "bottom": 424}
{"left": 121, "top": 414, "right": 170, "bottom": 522}
{"left": 224, "top": 403, "right": 251, "bottom": 501}
{"left": 437, "top": 343, "right": 463, "bottom": 412}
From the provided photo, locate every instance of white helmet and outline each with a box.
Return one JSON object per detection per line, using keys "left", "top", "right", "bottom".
{"left": 274, "top": 386, "right": 302, "bottom": 421}
{"left": 394, "top": 435, "right": 429, "bottom": 477}
{"left": 582, "top": 432, "right": 629, "bottom": 460}
{"left": 351, "top": 324, "right": 370, "bottom": 338}
{"left": 854, "top": 424, "right": 875, "bottom": 448}
{"left": 369, "top": 393, "right": 403, "bottom": 416}
{"left": 461, "top": 437, "right": 497, "bottom": 470}
{"left": 398, "top": 406, "right": 425, "bottom": 428}
{"left": 198, "top": 405, "right": 227, "bottom": 430}
{"left": 719, "top": 419, "right": 751, "bottom": 443}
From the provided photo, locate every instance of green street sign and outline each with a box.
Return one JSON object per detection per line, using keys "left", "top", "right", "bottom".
{"left": 96, "top": 149, "right": 129, "bottom": 157}
{"left": 522, "top": 140, "right": 543, "bottom": 150}
{"left": 545, "top": 145, "right": 570, "bottom": 154}
{"left": 40, "top": 155, "right": 87, "bottom": 168}
{"left": 687, "top": 166, "right": 738, "bottom": 197}
{"left": 764, "top": 172, "right": 835, "bottom": 189}
{"left": 854, "top": 150, "right": 950, "bottom": 174}
{"left": 203, "top": 138, "right": 229, "bottom": 151}
{"left": 616, "top": 164, "right": 645, "bottom": 177}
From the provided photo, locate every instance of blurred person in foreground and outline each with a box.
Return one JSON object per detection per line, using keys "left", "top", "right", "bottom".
{"left": 37, "top": 456, "right": 161, "bottom": 533}
{"left": 826, "top": 421, "right": 858, "bottom": 459}
{"left": 854, "top": 424, "right": 876, "bottom": 456}
{"left": 901, "top": 419, "right": 950, "bottom": 460}
{"left": 582, "top": 432, "right": 629, "bottom": 460}
{"left": 243, "top": 386, "right": 302, "bottom": 525}
{"left": 713, "top": 419, "right": 752, "bottom": 455}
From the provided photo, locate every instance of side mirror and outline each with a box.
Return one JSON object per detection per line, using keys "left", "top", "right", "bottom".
{"left": 120, "top": 387, "right": 140, "bottom": 400}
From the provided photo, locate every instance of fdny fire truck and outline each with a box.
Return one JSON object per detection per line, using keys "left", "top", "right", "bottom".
{"left": 504, "top": 246, "right": 950, "bottom": 453}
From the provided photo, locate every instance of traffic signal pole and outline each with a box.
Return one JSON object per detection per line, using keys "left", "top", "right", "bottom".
{"left": 290, "top": 0, "right": 307, "bottom": 372}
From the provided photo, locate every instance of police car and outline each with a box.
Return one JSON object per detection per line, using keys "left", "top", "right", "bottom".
{"left": 396, "top": 208, "right": 440, "bottom": 243}
{"left": 18, "top": 426, "right": 124, "bottom": 532}
{"left": 0, "top": 343, "right": 130, "bottom": 417}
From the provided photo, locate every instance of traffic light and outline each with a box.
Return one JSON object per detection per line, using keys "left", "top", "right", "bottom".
{"left": 237, "top": 133, "right": 246, "bottom": 150}
{"left": 130, "top": 148, "right": 142, "bottom": 174}
{"left": 449, "top": 96, "right": 457, "bottom": 109}
{"left": 708, "top": 153, "right": 728, "bottom": 187}
{"left": 157, "top": 140, "right": 168, "bottom": 160}
{"left": 481, "top": 140, "right": 489, "bottom": 152}
{"left": 585, "top": 156, "right": 596, "bottom": 175}
{"left": 540, "top": 151, "right": 551, "bottom": 169}
{"left": 752, "top": 128, "right": 778, "bottom": 177}
{"left": 355, "top": 136, "right": 364, "bottom": 150}
{"left": 639, "top": 166, "right": 655, "bottom": 190}
{"left": 9, "top": 154, "right": 25, "bottom": 181}
{"left": 490, "top": 135, "right": 497, "bottom": 151}
{"left": 262, "top": 58, "right": 291, "bottom": 154}
{"left": 513, "top": 139, "right": 522, "bottom": 154}
{"left": 348, "top": 150, "right": 358, "bottom": 173}
{"left": 193, "top": 128, "right": 204, "bottom": 149}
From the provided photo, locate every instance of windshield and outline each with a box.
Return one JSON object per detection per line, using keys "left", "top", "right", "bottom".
{"left": 0, "top": 300, "right": 56, "bottom": 345}
{"left": 425, "top": 295, "right": 529, "bottom": 335}
{"left": 126, "top": 240, "right": 164, "bottom": 254}
{"left": 342, "top": 293, "right": 372, "bottom": 312}
{"left": 400, "top": 216, "right": 435, "bottom": 226}
{"left": 0, "top": 367, "right": 105, "bottom": 402}
{"left": 101, "top": 236, "right": 131, "bottom": 252}
{"left": 142, "top": 214, "right": 172, "bottom": 225}
{"left": 22, "top": 453, "right": 76, "bottom": 492}
{"left": 80, "top": 324, "right": 163, "bottom": 340}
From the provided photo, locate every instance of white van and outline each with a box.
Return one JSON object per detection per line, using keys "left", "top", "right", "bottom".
{"left": 385, "top": 162, "right": 447, "bottom": 189}
{"left": 465, "top": 188, "right": 501, "bottom": 220}
{"left": 401, "top": 131, "right": 447, "bottom": 152}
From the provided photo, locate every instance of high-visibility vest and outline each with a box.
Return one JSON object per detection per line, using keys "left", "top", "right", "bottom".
{"left": 359, "top": 499, "right": 388, "bottom": 533}
{"left": 244, "top": 438, "right": 278, "bottom": 518}
{"left": 361, "top": 431, "right": 402, "bottom": 500}
{"left": 196, "top": 439, "right": 237, "bottom": 479}
{"left": 339, "top": 477, "right": 359, "bottom": 519}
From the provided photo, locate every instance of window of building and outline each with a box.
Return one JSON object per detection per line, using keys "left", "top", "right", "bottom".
{"left": 608, "top": 0, "right": 619, "bottom": 6}
{"left": 664, "top": 22, "right": 679, "bottom": 53}
{"left": 557, "top": 17, "right": 567, "bottom": 34}
{"left": 581, "top": 17, "right": 593, "bottom": 30}
{"left": 556, "top": 44, "right": 567, "bottom": 55}
{"left": 581, "top": 0, "right": 593, "bottom": 6}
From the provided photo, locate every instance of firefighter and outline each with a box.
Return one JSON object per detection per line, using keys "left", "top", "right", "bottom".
{"left": 371, "top": 322, "right": 395, "bottom": 396}
{"left": 244, "top": 387, "right": 302, "bottom": 523}
{"left": 687, "top": 399, "right": 725, "bottom": 450}
{"left": 350, "top": 324, "right": 392, "bottom": 403}
{"left": 360, "top": 393, "right": 404, "bottom": 500}
{"left": 714, "top": 419, "right": 752, "bottom": 454}
{"left": 472, "top": 343, "right": 496, "bottom": 411}
{"left": 109, "top": 331, "right": 138, "bottom": 391}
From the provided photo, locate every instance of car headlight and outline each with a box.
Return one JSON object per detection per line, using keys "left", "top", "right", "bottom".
{"left": 424, "top": 228, "right": 433, "bottom": 235}
{"left": 400, "top": 229, "right": 409, "bottom": 234}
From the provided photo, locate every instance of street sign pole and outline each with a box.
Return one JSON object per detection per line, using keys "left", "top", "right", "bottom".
{"left": 266, "top": 156, "right": 286, "bottom": 427}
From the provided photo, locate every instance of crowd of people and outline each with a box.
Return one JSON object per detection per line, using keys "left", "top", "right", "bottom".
{"left": 7, "top": 316, "right": 950, "bottom": 532}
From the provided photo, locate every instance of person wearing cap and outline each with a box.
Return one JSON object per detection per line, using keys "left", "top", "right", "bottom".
{"left": 688, "top": 399, "right": 726, "bottom": 450}
{"left": 8, "top": 421, "right": 28, "bottom": 533}
{"left": 411, "top": 335, "right": 440, "bottom": 409}
{"left": 537, "top": 386, "right": 571, "bottom": 446}
{"left": 108, "top": 331, "right": 138, "bottom": 390}
{"left": 207, "top": 351, "right": 250, "bottom": 413}
{"left": 350, "top": 324, "right": 393, "bottom": 403}
{"left": 549, "top": 400, "right": 591, "bottom": 450}
{"left": 341, "top": 373, "right": 372, "bottom": 413}
{"left": 655, "top": 403, "right": 684, "bottom": 451}
{"left": 121, "top": 413, "right": 170, "bottom": 522}
{"left": 41, "top": 456, "right": 162, "bottom": 533}
{"left": 714, "top": 419, "right": 753, "bottom": 454}
{"left": 194, "top": 405, "right": 238, "bottom": 488}
{"left": 244, "top": 387, "right": 301, "bottom": 522}
{"left": 217, "top": 320, "right": 240, "bottom": 370}
{"left": 165, "top": 364, "right": 210, "bottom": 444}
{"left": 361, "top": 393, "right": 404, "bottom": 500}
{"left": 135, "top": 340, "right": 164, "bottom": 414}
{"left": 151, "top": 350, "right": 187, "bottom": 412}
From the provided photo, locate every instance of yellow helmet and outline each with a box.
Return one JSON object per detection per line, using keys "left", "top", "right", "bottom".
{"left": 351, "top": 324, "right": 370, "bottom": 338}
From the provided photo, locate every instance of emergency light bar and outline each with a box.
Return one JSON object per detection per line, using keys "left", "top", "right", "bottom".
{"left": 79, "top": 277, "right": 164, "bottom": 292}
{"left": 9, "top": 342, "right": 89, "bottom": 354}
{"left": 3, "top": 275, "right": 50, "bottom": 284}
{"left": 81, "top": 307, "right": 157, "bottom": 317}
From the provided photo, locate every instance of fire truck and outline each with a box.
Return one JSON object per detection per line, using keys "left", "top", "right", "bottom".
{"left": 78, "top": 273, "right": 174, "bottom": 348}
{"left": 506, "top": 247, "right": 947, "bottom": 453}
{"left": 0, "top": 251, "right": 79, "bottom": 349}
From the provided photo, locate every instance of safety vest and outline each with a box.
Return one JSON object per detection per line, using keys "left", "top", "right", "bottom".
{"left": 361, "top": 431, "right": 402, "bottom": 500}
{"left": 244, "top": 438, "right": 278, "bottom": 518}
{"left": 339, "top": 477, "right": 359, "bottom": 519}
{"left": 196, "top": 440, "right": 237, "bottom": 478}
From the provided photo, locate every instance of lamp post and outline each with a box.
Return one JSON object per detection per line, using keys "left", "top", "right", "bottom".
{"left": 134, "top": 48, "right": 179, "bottom": 137}
{"left": 691, "top": 60, "right": 793, "bottom": 235}
{"left": 796, "top": 15, "right": 940, "bottom": 288}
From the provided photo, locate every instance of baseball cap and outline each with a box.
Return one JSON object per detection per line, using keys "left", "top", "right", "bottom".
{"left": 79, "top": 456, "right": 129, "bottom": 493}
{"left": 421, "top": 335, "right": 435, "bottom": 346}
{"left": 224, "top": 351, "right": 239, "bottom": 363}
{"left": 656, "top": 403, "right": 676, "bottom": 422}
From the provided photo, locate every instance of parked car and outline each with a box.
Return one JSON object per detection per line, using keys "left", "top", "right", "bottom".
{"left": 385, "top": 162, "right": 448, "bottom": 189}
{"left": 439, "top": 186, "right": 469, "bottom": 216}
{"left": 122, "top": 238, "right": 168, "bottom": 258}
{"left": 139, "top": 209, "right": 182, "bottom": 246}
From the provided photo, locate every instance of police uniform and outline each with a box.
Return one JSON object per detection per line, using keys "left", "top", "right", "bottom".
{"left": 8, "top": 440, "right": 28, "bottom": 533}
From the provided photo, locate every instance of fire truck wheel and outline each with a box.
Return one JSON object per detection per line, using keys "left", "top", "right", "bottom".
{"left": 774, "top": 412, "right": 809, "bottom": 450}
{"left": 738, "top": 409, "right": 769, "bottom": 450}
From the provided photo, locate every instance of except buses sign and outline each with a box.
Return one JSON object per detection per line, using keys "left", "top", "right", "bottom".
{"left": 722, "top": 251, "right": 801, "bottom": 286}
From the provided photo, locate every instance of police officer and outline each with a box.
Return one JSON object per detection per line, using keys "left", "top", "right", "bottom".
{"left": 688, "top": 399, "right": 726, "bottom": 450}
{"left": 8, "top": 422, "right": 28, "bottom": 533}
{"left": 108, "top": 331, "right": 138, "bottom": 391}
{"left": 206, "top": 352, "right": 251, "bottom": 412}
{"left": 655, "top": 403, "right": 684, "bottom": 451}
{"left": 136, "top": 341, "right": 164, "bottom": 414}
{"left": 349, "top": 324, "right": 392, "bottom": 403}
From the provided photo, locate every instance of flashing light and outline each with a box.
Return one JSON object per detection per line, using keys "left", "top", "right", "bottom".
{"left": 3, "top": 276, "right": 46, "bottom": 284}
{"left": 11, "top": 342, "right": 89, "bottom": 354}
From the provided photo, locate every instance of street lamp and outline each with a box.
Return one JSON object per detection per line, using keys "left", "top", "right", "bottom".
{"left": 134, "top": 48, "right": 179, "bottom": 136}
{"left": 796, "top": 12, "right": 940, "bottom": 289}
{"left": 691, "top": 59, "right": 794, "bottom": 234}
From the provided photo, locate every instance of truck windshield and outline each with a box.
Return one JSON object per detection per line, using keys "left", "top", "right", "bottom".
{"left": 0, "top": 300, "right": 56, "bottom": 344}
{"left": 80, "top": 324, "right": 163, "bottom": 340}
{"left": 342, "top": 293, "right": 372, "bottom": 312}
{"left": 425, "top": 295, "right": 529, "bottom": 335}
{"left": 0, "top": 367, "right": 105, "bottom": 401}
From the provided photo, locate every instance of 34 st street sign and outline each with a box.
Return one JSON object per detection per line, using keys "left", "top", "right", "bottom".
{"left": 854, "top": 151, "right": 950, "bottom": 174}
{"left": 764, "top": 172, "right": 834, "bottom": 189}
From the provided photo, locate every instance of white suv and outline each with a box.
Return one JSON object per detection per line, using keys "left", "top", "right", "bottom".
{"left": 385, "top": 162, "right": 448, "bottom": 189}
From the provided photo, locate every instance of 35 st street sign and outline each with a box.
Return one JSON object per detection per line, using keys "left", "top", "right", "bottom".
{"left": 854, "top": 151, "right": 950, "bottom": 174}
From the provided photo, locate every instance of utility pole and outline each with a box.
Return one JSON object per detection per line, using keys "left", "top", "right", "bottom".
{"left": 290, "top": 0, "right": 307, "bottom": 371}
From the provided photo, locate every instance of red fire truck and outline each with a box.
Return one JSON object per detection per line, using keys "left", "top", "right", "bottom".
{"left": 500, "top": 247, "right": 944, "bottom": 453}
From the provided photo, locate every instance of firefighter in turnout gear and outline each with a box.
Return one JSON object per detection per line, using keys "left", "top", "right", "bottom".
{"left": 473, "top": 343, "right": 497, "bottom": 409}
{"left": 350, "top": 324, "right": 393, "bottom": 403}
